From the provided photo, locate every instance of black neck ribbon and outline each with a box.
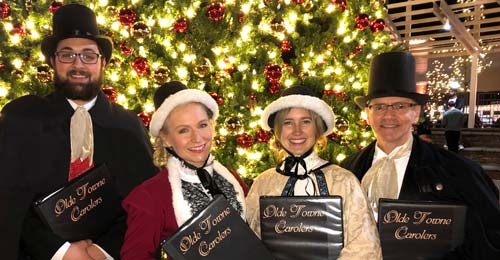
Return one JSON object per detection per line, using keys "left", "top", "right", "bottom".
{"left": 166, "top": 147, "right": 222, "bottom": 197}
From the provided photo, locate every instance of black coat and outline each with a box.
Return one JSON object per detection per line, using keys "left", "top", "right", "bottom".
{"left": 341, "top": 136, "right": 500, "bottom": 259}
{"left": 0, "top": 91, "right": 158, "bottom": 259}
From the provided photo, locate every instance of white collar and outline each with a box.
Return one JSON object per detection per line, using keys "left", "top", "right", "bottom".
{"left": 67, "top": 96, "right": 97, "bottom": 111}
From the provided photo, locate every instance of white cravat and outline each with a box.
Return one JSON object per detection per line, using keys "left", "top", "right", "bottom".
{"left": 362, "top": 137, "right": 413, "bottom": 219}
{"left": 70, "top": 106, "right": 94, "bottom": 165}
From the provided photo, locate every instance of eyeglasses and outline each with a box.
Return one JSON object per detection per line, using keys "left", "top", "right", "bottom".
{"left": 367, "top": 102, "right": 417, "bottom": 114}
{"left": 54, "top": 51, "right": 102, "bottom": 64}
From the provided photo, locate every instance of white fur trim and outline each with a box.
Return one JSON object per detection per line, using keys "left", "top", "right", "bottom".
{"left": 260, "top": 94, "right": 335, "bottom": 135}
{"left": 167, "top": 156, "right": 194, "bottom": 226}
{"left": 150, "top": 89, "right": 219, "bottom": 137}
{"left": 167, "top": 156, "right": 247, "bottom": 225}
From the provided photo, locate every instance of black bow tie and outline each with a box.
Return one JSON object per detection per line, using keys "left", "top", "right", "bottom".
{"left": 276, "top": 148, "right": 314, "bottom": 179}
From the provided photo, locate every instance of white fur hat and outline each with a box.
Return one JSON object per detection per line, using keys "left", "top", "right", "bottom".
{"left": 260, "top": 85, "right": 335, "bottom": 136}
{"left": 149, "top": 81, "right": 219, "bottom": 137}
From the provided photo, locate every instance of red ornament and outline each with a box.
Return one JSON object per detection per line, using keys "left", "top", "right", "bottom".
{"left": 207, "top": 2, "right": 225, "bottom": 22}
{"left": 247, "top": 93, "right": 257, "bottom": 108}
{"left": 264, "top": 63, "right": 282, "bottom": 83}
{"left": 118, "top": 7, "right": 136, "bottom": 27}
{"left": 370, "top": 18, "right": 385, "bottom": 33}
{"left": 327, "top": 132, "right": 341, "bottom": 140}
{"left": 256, "top": 129, "right": 271, "bottom": 143}
{"left": 119, "top": 42, "right": 134, "bottom": 55}
{"left": 137, "top": 112, "right": 151, "bottom": 127}
{"left": 346, "top": 44, "right": 363, "bottom": 59}
{"left": 12, "top": 23, "right": 26, "bottom": 35}
{"left": 239, "top": 12, "right": 245, "bottom": 23}
{"left": 0, "top": 1, "right": 11, "bottom": 19}
{"left": 355, "top": 14, "right": 370, "bottom": 30}
{"left": 323, "top": 89, "right": 334, "bottom": 96}
{"left": 223, "top": 58, "right": 236, "bottom": 75}
{"left": 102, "top": 86, "right": 118, "bottom": 103}
{"left": 331, "top": 0, "right": 347, "bottom": 12}
{"left": 209, "top": 92, "right": 224, "bottom": 106}
{"left": 291, "top": 0, "right": 305, "bottom": 4}
{"left": 248, "top": 93, "right": 257, "bottom": 102}
{"left": 131, "top": 57, "right": 149, "bottom": 76}
{"left": 269, "top": 82, "right": 281, "bottom": 94}
{"left": 280, "top": 40, "right": 293, "bottom": 53}
{"left": 236, "top": 133, "right": 254, "bottom": 149}
{"left": 173, "top": 18, "right": 188, "bottom": 33}
{"left": 49, "top": 1, "right": 63, "bottom": 14}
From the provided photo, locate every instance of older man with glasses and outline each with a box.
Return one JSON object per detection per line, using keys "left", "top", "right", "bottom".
{"left": 0, "top": 4, "right": 157, "bottom": 260}
{"left": 341, "top": 51, "right": 500, "bottom": 259}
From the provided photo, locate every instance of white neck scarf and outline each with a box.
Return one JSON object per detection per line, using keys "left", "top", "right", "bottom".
{"left": 361, "top": 137, "right": 413, "bottom": 216}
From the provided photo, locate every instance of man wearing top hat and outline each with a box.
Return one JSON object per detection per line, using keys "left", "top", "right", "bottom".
{"left": 0, "top": 4, "right": 157, "bottom": 259}
{"left": 341, "top": 51, "right": 500, "bottom": 259}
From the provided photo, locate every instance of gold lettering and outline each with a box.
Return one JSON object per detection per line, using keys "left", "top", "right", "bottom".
{"left": 198, "top": 227, "right": 231, "bottom": 256}
{"left": 395, "top": 225, "right": 437, "bottom": 240}
{"left": 413, "top": 211, "right": 432, "bottom": 224}
{"left": 275, "top": 219, "right": 314, "bottom": 233}
{"left": 70, "top": 197, "right": 103, "bottom": 222}
{"left": 383, "top": 210, "right": 409, "bottom": 224}
{"left": 199, "top": 215, "right": 212, "bottom": 234}
{"left": 262, "top": 204, "right": 287, "bottom": 219}
{"left": 76, "top": 182, "right": 89, "bottom": 200}
{"left": 87, "top": 178, "right": 106, "bottom": 194}
{"left": 54, "top": 195, "right": 76, "bottom": 216}
{"left": 212, "top": 207, "right": 231, "bottom": 227}
{"left": 179, "top": 231, "right": 201, "bottom": 254}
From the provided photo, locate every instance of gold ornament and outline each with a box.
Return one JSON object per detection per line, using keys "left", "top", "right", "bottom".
{"left": 270, "top": 17, "right": 285, "bottom": 33}
{"left": 211, "top": 71, "right": 229, "bottom": 86}
{"left": 36, "top": 65, "right": 53, "bottom": 83}
{"left": 132, "top": 22, "right": 150, "bottom": 43}
{"left": 193, "top": 58, "right": 212, "bottom": 78}
{"left": 224, "top": 116, "right": 243, "bottom": 133}
{"left": 25, "top": 0, "right": 33, "bottom": 12}
{"left": 335, "top": 118, "right": 349, "bottom": 132}
{"left": 153, "top": 67, "right": 170, "bottom": 84}
{"left": 106, "top": 6, "right": 117, "bottom": 16}
{"left": 214, "top": 135, "right": 227, "bottom": 148}
{"left": 107, "top": 57, "right": 122, "bottom": 68}
{"left": 263, "top": 0, "right": 282, "bottom": 10}
{"left": 303, "top": 0, "right": 314, "bottom": 12}
{"left": 12, "top": 69, "right": 23, "bottom": 79}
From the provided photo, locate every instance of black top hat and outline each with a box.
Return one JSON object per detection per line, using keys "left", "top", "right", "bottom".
{"left": 354, "top": 51, "right": 429, "bottom": 108}
{"left": 41, "top": 4, "right": 113, "bottom": 66}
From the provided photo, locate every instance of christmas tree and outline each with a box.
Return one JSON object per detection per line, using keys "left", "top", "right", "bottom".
{"left": 0, "top": 0, "right": 396, "bottom": 181}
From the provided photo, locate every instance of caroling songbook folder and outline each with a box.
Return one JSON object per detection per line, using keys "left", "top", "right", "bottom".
{"left": 160, "top": 195, "right": 275, "bottom": 260}
{"left": 33, "top": 164, "right": 122, "bottom": 241}
{"left": 259, "top": 196, "right": 344, "bottom": 260}
{"left": 378, "top": 199, "right": 466, "bottom": 260}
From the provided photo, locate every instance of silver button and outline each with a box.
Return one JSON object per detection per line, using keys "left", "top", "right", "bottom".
{"left": 435, "top": 183, "right": 444, "bottom": 191}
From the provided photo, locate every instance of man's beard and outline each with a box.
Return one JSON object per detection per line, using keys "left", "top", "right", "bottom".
{"left": 54, "top": 69, "right": 103, "bottom": 101}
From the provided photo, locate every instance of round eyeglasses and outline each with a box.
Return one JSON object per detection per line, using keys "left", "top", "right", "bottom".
{"left": 54, "top": 51, "right": 102, "bottom": 64}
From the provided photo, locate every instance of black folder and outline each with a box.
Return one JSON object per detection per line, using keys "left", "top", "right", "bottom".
{"left": 378, "top": 199, "right": 466, "bottom": 260}
{"left": 259, "top": 196, "right": 344, "bottom": 260}
{"left": 161, "top": 195, "right": 275, "bottom": 260}
{"left": 33, "top": 164, "right": 122, "bottom": 241}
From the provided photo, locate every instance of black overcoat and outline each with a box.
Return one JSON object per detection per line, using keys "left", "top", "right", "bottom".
{"left": 341, "top": 135, "right": 500, "bottom": 259}
{"left": 0, "top": 91, "right": 158, "bottom": 259}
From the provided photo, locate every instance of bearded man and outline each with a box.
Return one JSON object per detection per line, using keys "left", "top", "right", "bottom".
{"left": 0, "top": 4, "right": 157, "bottom": 259}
